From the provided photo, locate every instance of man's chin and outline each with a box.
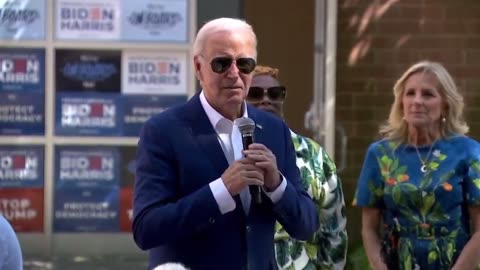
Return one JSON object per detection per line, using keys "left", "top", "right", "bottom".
{"left": 223, "top": 87, "right": 244, "bottom": 94}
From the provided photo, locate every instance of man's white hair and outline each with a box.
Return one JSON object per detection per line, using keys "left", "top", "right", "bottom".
{"left": 152, "top": 262, "right": 189, "bottom": 270}
{"left": 193, "top": 17, "right": 257, "bottom": 58}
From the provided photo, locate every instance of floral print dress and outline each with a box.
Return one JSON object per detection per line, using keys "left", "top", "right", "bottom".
{"left": 274, "top": 130, "right": 348, "bottom": 270}
{"left": 353, "top": 135, "right": 480, "bottom": 270}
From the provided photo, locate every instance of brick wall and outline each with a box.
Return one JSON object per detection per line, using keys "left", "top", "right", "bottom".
{"left": 336, "top": 0, "right": 480, "bottom": 247}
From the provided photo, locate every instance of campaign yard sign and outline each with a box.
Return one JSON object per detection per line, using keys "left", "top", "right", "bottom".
{"left": 53, "top": 187, "right": 119, "bottom": 232}
{"left": 0, "top": 146, "right": 44, "bottom": 188}
{"left": 0, "top": 189, "right": 44, "bottom": 232}
{"left": 0, "top": 92, "right": 44, "bottom": 135}
{"left": 0, "top": 48, "right": 45, "bottom": 92}
{"left": 56, "top": 0, "right": 120, "bottom": 40}
{"left": 0, "top": 146, "right": 44, "bottom": 232}
{"left": 55, "top": 49, "right": 121, "bottom": 93}
{"left": 121, "top": 0, "right": 188, "bottom": 42}
{"left": 53, "top": 146, "right": 120, "bottom": 232}
{"left": 55, "top": 93, "right": 122, "bottom": 136}
{"left": 122, "top": 51, "right": 187, "bottom": 95}
{"left": 121, "top": 94, "right": 186, "bottom": 136}
{"left": 54, "top": 146, "right": 120, "bottom": 189}
{"left": 0, "top": 0, "right": 46, "bottom": 40}
{"left": 0, "top": 48, "right": 45, "bottom": 135}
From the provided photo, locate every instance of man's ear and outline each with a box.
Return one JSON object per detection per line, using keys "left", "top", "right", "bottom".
{"left": 193, "top": 56, "right": 202, "bottom": 81}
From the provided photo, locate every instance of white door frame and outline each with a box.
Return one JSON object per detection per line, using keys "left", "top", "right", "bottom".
{"left": 307, "top": 0, "right": 347, "bottom": 171}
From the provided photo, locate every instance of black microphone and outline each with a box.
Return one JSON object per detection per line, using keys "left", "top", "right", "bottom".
{"left": 236, "top": 117, "right": 261, "bottom": 204}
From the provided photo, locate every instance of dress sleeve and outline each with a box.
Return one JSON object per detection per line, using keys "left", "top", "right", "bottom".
{"left": 318, "top": 146, "right": 348, "bottom": 269}
{"left": 465, "top": 139, "right": 480, "bottom": 205}
{"left": 353, "top": 143, "right": 384, "bottom": 208}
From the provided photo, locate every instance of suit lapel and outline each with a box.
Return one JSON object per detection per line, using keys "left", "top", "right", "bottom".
{"left": 180, "top": 99, "right": 271, "bottom": 208}
{"left": 182, "top": 94, "right": 229, "bottom": 177}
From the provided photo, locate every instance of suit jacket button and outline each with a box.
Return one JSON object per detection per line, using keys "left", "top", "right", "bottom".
{"left": 209, "top": 217, "right": 215, "bottom": 224}
{"left": 246, "top": 225, "right": 251, "bottom": 232}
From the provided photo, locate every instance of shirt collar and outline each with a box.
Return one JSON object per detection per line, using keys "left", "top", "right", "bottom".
{"left": 199, "top": 90, "right": 248, "bottom": 131}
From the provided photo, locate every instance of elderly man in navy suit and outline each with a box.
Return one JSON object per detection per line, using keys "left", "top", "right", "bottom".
{"left": 132, "top": 17, "right": 319, "bottom": 270}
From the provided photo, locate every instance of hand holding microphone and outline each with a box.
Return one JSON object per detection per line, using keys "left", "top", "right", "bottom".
{"left": 236, "top": 117, "right": 281, "bottom": 204}
{"left": 243, "top": 143, "right": 281, "bottom": 191}
{"left": 222, "top": 117, "right": 264, "bottom": 200}
{"left": 236, "top": 117, "right": 262, "bottom": 204}
{"left": 221, "top": 158, "right": 264, "bottom": 196}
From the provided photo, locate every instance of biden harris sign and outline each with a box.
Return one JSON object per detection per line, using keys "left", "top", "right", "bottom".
{"left": 122, "top": 51, "right": 187, "bottom": 95}
{"left": 55, "top": 93, "right": 122, "bottom": 136}
{"left": 0, "top": 48, "right": 45, "bottom": 92}
{"left": 53, "top": 147, "right": 120, "bottom": 232}
{"left": 56, "top": 0, "right": 120, "bottom": 40}
{"left": 0, "top": 48, "right": 45, "bottom": 135}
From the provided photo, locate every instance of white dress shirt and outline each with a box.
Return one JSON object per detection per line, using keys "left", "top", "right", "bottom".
{"left": 199, "top": 91, "right": 286, "bottom": 214}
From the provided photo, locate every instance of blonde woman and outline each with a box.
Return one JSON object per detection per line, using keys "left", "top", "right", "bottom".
{"left": 353, "top": 61, "right": 480, "bottom": 270}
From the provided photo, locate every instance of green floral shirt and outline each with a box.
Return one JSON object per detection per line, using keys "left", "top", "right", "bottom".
{"left": 274, "top": 130, "right": 348, "bottom": 270}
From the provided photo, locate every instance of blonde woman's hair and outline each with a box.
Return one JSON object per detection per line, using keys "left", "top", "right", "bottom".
{"left": 379, "top": 60, "right": 468, "bottom": 142}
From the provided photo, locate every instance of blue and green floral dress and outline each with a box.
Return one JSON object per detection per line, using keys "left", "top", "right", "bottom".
{"left": 353, "top": 135, "right": 480, "bottom": 270}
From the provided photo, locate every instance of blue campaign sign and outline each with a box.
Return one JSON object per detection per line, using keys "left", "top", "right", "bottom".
{"left": 120, "top": 0, "right": 188, "bottom": 42}
{"left": 0, "top": 48, "right": 45, "bottom": 92}
{"left": 55, "top": 49, "right": 121, "bottom": 93}
{"left": 55, "top": 146, "right": 120, "bottom": 189}
{"left": 0, "top": 92, "right": 44, "bottom": 135}
{"left": 121, "top": 94, "right": 186, "bottom": 136}
{"left": 0, "top": 0, "right": 46, "bottom": 40}
{"left": 0, "top": 145, "right": 44, "bottom": 188}
{"left": 53, "top": 186, "right": 120, "bottom": 232}
{"left": 55, "top": 93, "right": 123, "bottom": 136}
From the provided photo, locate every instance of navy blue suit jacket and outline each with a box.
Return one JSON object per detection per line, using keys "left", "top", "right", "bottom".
{"left": 133, "top": 94, "right": 319, "bottom": 270}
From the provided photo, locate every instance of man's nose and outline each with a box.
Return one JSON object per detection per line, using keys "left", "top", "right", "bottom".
{"left": 225, "top": 62, "right": 240, "bottom": 77}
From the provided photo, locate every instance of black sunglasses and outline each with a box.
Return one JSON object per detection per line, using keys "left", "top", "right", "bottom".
{"left": 247, "top": 86, "right": 286, "bottom": 101}
{"left": 210, "top": 57, "right": 256, "bottom": 74}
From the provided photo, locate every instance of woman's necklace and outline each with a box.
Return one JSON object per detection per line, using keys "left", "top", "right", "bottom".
{"left": 414, "top": 139, "right": 438, "bottom": 173}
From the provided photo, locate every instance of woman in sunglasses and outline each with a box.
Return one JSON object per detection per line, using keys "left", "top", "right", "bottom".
{"left": 248, "top": 65, "right": 348, "bottom": 270}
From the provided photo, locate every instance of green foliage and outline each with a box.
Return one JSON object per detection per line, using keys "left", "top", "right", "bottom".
{"left": 290, "top": 242, "right": 303, "bottom": 261}
{"left": 276, "top": 240, "right": 289, "bottom": 267}
{"left": 346, "top": 245, "right": 373, "bottom": 270}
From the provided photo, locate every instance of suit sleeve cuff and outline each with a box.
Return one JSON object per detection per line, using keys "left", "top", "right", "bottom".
{"left": 209, "top": 178, "right": 236, "bottom": 214}
{"left": 264, "top": 173, "right": 287, "bottom": 203}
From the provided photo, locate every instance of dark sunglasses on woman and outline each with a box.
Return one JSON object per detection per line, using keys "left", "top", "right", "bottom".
{"left": 247, "top": 86, "right": 287, "bottom": 102}
{"left": 210, "top": 57, "right": 257, "bottom": 74}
